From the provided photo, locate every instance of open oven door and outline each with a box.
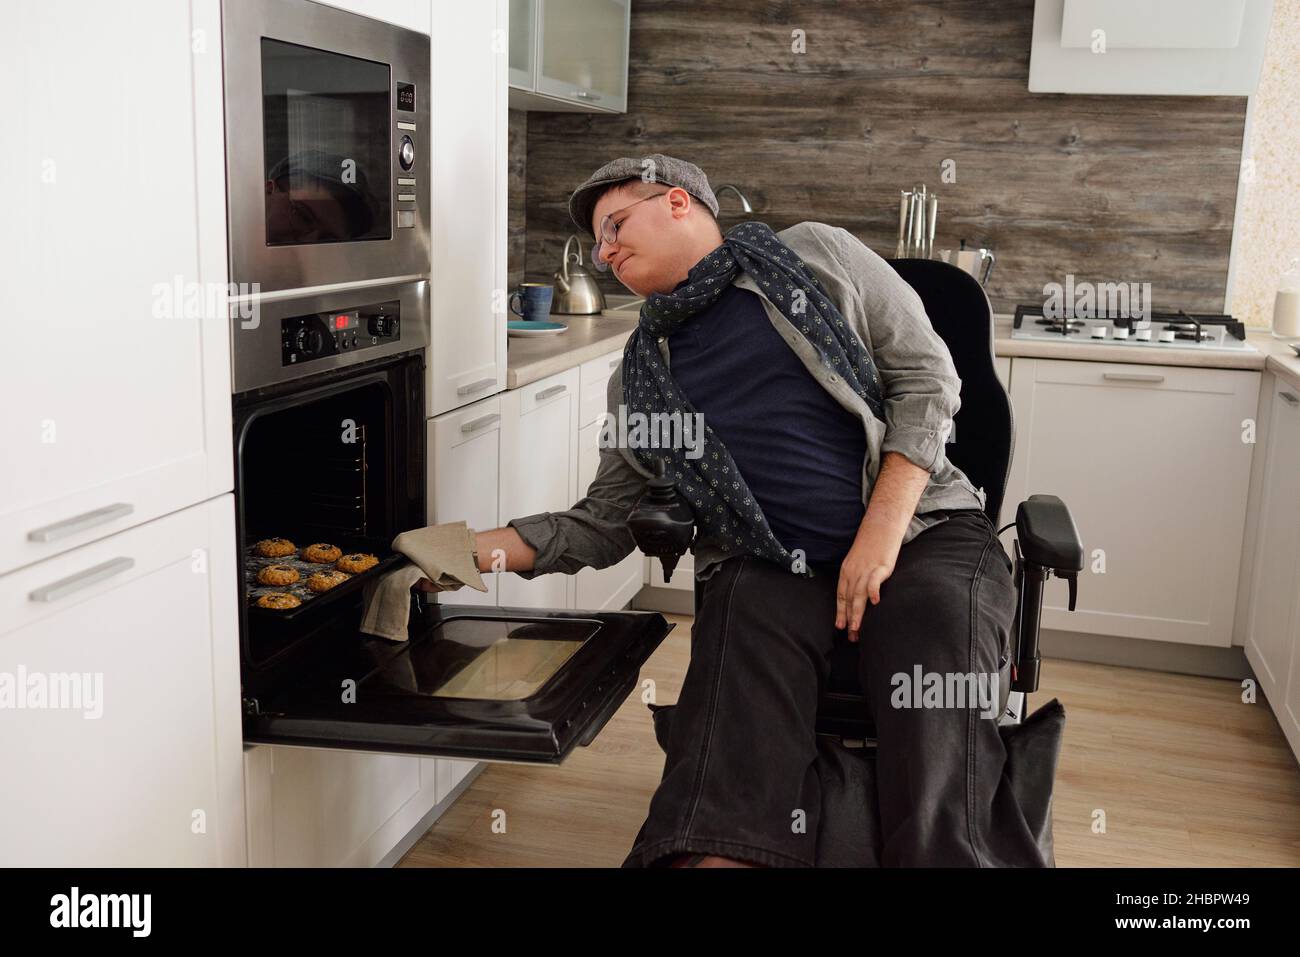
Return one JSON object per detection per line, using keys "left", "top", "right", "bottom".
{"left": 242, "top": 601, "right": 674, "bottom": 765}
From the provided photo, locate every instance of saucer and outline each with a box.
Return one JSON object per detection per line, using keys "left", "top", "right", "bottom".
{"left": 508, "top": 320, "right": 568, "bottom": 337}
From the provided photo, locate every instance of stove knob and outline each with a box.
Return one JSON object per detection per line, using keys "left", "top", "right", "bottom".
{"left": 296, "top": 328, "right": 325, "bottom": 355}
{"left": 1112, "top": 328, "right": 1129, "bottom": 339}
{"left": 398, "top": 135, "right": 415, "bottom": 171}
{"left": 1090, "top": 326, "right": 1107, "bottom": 338}
{"left": 368, "top": 314, "right": 399, "bottom": 338}
{"left": 1136, "top": 329, "right": 1152, "bottom": 341}
{"left": 1158, "top": 329, "right": 1175, "bottom": 343}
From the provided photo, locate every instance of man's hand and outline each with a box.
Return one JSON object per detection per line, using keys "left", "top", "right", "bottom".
{"left": 835, "top": 536, "right": 900, "bottom": 642}
{"left": 836, "top": 451, "right": 930, "bottom": 641}
{"left": 413, "top": 526, "right": 535, "bottom": 593}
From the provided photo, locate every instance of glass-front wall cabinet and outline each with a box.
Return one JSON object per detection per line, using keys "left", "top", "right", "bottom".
{"left": 510, "top": 0, "right": 629, "bottom": 113}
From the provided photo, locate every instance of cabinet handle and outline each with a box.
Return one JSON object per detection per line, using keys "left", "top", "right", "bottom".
{"left": 456, "top": 377, "right": 496, "bottom": 396}
{"left": 460, "top": 413, "right": 501, "bottom": 434}
{"left": 1280, "top": 390, "right": 1300, "bottom": 407}
{"left": 535, "top": 384, "right": 567, "bottom": 401}
{"left": 27, "top": 503, "right": 134, "bottom": 543}
{"left": 1101, "top": 372, "right": 1166, "bottom": 384}
{"left": 571, "top": 90, "right": 602, "bottom": 101}
{"left": 29, "top": 556, "right": 135, "bottom": 603}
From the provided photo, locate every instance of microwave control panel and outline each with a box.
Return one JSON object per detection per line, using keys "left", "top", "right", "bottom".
{"left": 395, "top": 82, "right": 418, "bottom": 229}
{"left": 281, "top": 299, "right": 401, "bottom": 366}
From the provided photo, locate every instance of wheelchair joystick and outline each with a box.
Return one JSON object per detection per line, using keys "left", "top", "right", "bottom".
{"left": 626, "top": 461, "right": 695, "bottom": 584}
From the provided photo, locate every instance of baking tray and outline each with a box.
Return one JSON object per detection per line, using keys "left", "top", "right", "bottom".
{"left": 244, "top": 538, "right": 406, "bottom": 621}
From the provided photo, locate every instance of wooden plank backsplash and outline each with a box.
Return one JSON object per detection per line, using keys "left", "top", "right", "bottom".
{"left": 515, "top": 0, "right": 1247, "bottom": 315}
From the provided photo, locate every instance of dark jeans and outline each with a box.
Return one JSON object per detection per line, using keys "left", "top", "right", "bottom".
{"left": 622, "top": 507, "right": 1039, "bottom": 867}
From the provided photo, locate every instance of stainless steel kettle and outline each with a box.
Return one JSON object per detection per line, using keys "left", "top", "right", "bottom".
{"left": 551, "top": 235, "right": 606, "bottom": 315}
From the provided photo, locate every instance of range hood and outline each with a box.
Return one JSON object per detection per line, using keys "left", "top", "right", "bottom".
{"left": 1028, "top": 0, "right": 1274, "bottom": 95}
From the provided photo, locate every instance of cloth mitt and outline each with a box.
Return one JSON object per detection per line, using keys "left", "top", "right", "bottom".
{"left": 360, "top": 521, "right": 488, "bottom": 642}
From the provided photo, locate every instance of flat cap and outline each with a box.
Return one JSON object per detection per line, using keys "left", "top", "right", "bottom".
{"left": 568, "top": 153, "right": 719, "bottom": 239}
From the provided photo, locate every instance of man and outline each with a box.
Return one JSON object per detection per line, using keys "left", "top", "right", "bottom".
{"left": 425, "top": 154, "right": 1039, "bottom": 868}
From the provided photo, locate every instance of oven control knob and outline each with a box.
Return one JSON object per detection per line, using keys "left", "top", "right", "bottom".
{"left": 369, "top": 314, "right": 399, "bottom": 338}
{"left": 398, "top": 135, "right": 415, "bottom": 171}
{"left": 296, "top": 328, "right": 324, "bottom": 355}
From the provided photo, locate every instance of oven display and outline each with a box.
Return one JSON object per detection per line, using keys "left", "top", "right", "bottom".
{"left": 281, "top": 300, "right": 400, "bottom": 366}
{"left": 396, "top": 83, "right": 416, "bottom": 112}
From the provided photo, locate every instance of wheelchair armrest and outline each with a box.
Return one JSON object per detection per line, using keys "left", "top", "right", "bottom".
{"left": 1009, "top": 494, "right": 1084, "bottom": 695}
{"left": 1015, "top": 494, "right": 1084, "bottom": 573}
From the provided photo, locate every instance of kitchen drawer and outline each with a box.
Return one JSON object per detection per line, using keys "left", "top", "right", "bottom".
{"left": 579, "top": 349, "right": 623, "bottom": 428}
{"left": 1025, "top": 357, "right": 1251, "bottom": 397}
{"left": 519, "top": 367, "right": 578, "bottom": 416}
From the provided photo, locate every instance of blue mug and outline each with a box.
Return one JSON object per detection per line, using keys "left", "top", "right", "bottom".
{"left": 509, "top": 283, "right": 554, "bottom": 321}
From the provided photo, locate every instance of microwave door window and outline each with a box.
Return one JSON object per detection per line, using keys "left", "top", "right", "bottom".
{"left": 261, "top": 38, "right": 391, "bottom": 246}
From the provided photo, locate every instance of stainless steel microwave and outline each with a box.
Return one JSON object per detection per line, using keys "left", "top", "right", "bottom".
{"left": 221, "top": 0, "right": 430, "bottom": 292}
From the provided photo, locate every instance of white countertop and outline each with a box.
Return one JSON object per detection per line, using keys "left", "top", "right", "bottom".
{"left": 505, "top": 302, "right": 1300, "bottom": 392}
{"left": 505, "top": 310, "right": 638, "bottom": 389}
{"left": 991, "top": 314, "right": 1300, "bottom": 390}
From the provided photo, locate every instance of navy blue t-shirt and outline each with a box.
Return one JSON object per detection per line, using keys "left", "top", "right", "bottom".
{"left": 665, "top": 282, "right": 867, "bottom": 563}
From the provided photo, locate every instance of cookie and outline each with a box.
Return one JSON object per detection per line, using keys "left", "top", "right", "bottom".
{"left": 306, "top": 570, "right": 351, "bottom": 593}
{"left": 301, "top": 543, "right": 343, "bottom": 564}
{"left": 257, "top": 564, "right": 300, "bottom": 587}
{"left": 253, "top": 537, "right": 296, "bottom": 558}
{"left": 335, "top": 553, "right": 379, "bottom": 574}
{"left": 256, "top": 592, "right": 301, "bottom": 610}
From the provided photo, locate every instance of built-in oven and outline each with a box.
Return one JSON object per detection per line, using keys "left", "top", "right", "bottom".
{"left": 231, "top": 281, "right": 674, "bottom": 764}
{"left": 221, "top": 0, "right": 431, "bottom": 292}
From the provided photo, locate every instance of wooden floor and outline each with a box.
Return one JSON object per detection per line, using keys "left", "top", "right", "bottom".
{"left": 399, "top": 612, "right": 1300, "bottom": 868}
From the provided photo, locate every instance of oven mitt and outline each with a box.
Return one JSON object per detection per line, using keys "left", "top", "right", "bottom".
{"left": 360, "top": 522, "right": 487, "bottom": 642}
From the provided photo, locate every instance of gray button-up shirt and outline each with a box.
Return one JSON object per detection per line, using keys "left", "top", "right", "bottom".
{"left": 508, "top": 221, "right": 986, "bottom": 584}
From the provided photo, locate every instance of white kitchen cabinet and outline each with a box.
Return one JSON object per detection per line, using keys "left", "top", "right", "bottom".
{"left": 1244, "top": 378, "right": 1300, "bottom": 758}
{"left": 243, "top": 743, "right": 451, "bottom": 868}
{"left": 0, "top": 0, "right": 232, "bottom": 576}
{"left": 575, "top": 422, "right": 645, "bottom": 610}
{"left": 429, "top": 0, "right": 508, "bottom": 415}
{"left": 508, "top": 0, "right": 537, "bottom": 88}
{"left": 498, "top": 368, "right": 580, "bottom": 609}
{"left": 995, "top": 355, "right": 1011, "bottom": 390}
{"left": 1004, "top": 357, "right": 1258, "bottom": 646}
{"left": 573, "top": 351, "right": 643, "bottom": 610}
{"left": 508, "top": 0, "right": 630, "bottom": 113}
{"left": 428, "top": 394, "right": 505, "bottom": 607}
{"left": 0, "top": 496, "right": 244, "bottom": 867}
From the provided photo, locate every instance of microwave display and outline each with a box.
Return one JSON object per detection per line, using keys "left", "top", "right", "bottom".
{"left": 261, "top": 38, "right": 391, "bottom": 246}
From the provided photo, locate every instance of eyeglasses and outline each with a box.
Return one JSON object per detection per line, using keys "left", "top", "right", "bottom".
{"left": 590, "top": 189, "right": 669, "bottom": 272}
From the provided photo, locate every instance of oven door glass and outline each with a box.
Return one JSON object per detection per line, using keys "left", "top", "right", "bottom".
{"left": 261, "top": 38, "right": 391, "bottom": 245}
{"left": 242, "top": 604, "right": 675, "bottom": 764}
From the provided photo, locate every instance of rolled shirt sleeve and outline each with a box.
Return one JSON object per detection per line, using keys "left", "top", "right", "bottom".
{"left": 830, "top": 226, "right": 961, "bottom": 474}
{"left": 506, "top": 369, "right": 650, "bottom": 578}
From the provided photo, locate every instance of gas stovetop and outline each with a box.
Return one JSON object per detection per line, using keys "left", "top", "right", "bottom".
{"left": 1011, "top": 305, "right": 1257, "bottom": 353}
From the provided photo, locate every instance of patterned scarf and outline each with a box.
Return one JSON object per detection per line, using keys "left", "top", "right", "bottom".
{"left": 621, "top": 220, "right": 887, "bottom": 573}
